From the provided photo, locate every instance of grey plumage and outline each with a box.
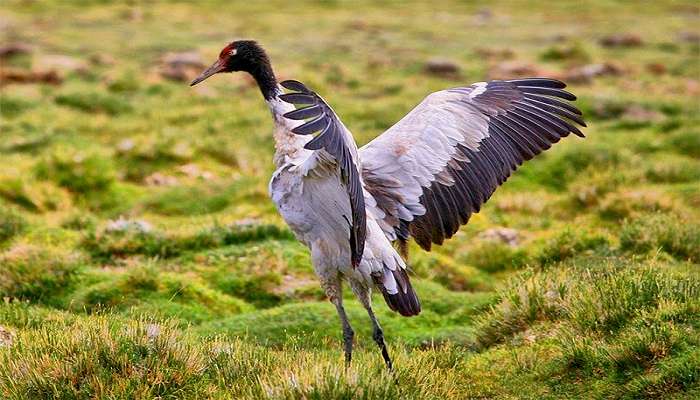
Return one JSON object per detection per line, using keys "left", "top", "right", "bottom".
{"left": 360, "top": 78, "right": 586, "bottom": 251}
{"left": 280, "top": 80, "right": 367, "bottom": 269}
{"left": 274, "top": 76, "right": 585, "bottom": 369}
{"left": 190, "top": 40, "right": 585, "bottom": 370}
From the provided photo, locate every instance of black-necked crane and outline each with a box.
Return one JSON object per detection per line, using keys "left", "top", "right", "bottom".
{"left": 190, "top": 40, "right": 586, "bottom": 370}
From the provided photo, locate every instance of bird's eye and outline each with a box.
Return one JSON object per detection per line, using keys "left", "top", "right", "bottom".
{"left": 229, "top": 48, "right": 237, "bottom": 56}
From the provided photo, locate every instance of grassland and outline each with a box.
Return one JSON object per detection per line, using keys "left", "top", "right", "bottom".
{"left": 1, "top": 1, "right": 699, "bottom": 398}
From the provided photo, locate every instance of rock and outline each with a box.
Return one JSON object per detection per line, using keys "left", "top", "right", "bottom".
{"left": 424, "top": 58, "right": 461, "bottom": 78}
{"left": 474, "top": 47, "right": 514, "bottom": 60}
{"left": 125, "top": 7, "right": 143, "bottom": 22}
{"left": 177, "top": 163, "right": 214, "bottom": 180}
{"left": 345, "top": 19, "right": 381, "bottom": 34}
{"left": 589, "top": 98, "right": 627, "bottom": 120}
{"left": 116, "top": 138, "right": 135, "bottom": 153}
{"left": 473, "top": 8, "right": 493, "bottom": 25}
{"left": 89, "top": 53, "right": 115, "bottom": 66}
{"left": 158, "top": 51, "right": 206, "bottom": 82}
{"left": 159, "top": 65, "right": 191, "bottom": 82}
{"left": 0, "top": 67, "right": 62, "bottom": 85}
{"left": 550, "top": 34, "right": 569, "bottom": 43}
{"left": 234, "top": 218, "right": 262, "bottom": 227}
{"left": 563, "top": 62, "right": 623, "bottom": 84}
{"left": 161, "top": 51, "right": 205, "bottom": 68}
{"left": 0, "top": 326, "right": 14, "bottom": 348}
{"left": 488, "top": 61, "right": 552, "bottom": 80}
{"left": 646, "top": 63, "right": 666, "bottom": 74}
{"left": 35, "top": 54, "right": 88, "bottom": 74}
{"left": 0, "top": 43, "right": 32, "bottom": 59}
{"left": 685, "top": 79, "right": 700, "bottom": 96}
{"left": 677, "top": 31, "right": 700, "bottom": 44}
{"left": 479, "top": 227, "right": 519, "bottom": 247}
{"left": 144, "top": 172, "right": 178, "bottom": 186}
{"left": 599, "top": 33, "right": 643, "bottom": 48}
{"left": 540, "top": 43, "right": 591, "bottom": 63}
{"left": 622, "top": 105, "right": 664, "bottom": 122}
{"left": 105, "top": 217, "right": 152, "bottom": 234}
{"left": 366, "top": 55, "right": 393, "bottom": 70}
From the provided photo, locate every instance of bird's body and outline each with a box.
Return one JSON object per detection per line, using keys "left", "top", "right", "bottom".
{"left": 191, "top": 40, "right": 586, "bottom": 369}
{"left": 268, "top": 95, "right": 369, "bottom": 288}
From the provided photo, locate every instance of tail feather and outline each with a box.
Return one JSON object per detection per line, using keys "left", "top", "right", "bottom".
{"left": 373, "top": 267, "right": 421, "bottom": 317}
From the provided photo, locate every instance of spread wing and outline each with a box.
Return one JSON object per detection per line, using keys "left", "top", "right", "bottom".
{"left": 279, "top": 80, "right": 366, "bottom": 267}
{"left": 360, "top": 78, "right": 586, "bottom": 250}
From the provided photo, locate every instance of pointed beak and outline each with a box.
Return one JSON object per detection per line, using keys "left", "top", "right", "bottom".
{"left": 190, "top": 59, "right": 225, "bottom": 86}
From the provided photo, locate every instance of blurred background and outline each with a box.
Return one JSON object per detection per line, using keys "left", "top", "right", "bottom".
{"left": 1, "top": 1, "right": 699, "bottom": 399}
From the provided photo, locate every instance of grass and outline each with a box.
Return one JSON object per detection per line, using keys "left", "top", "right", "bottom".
{"left": 1, "top": 0, "right": 699, "bottom": 398}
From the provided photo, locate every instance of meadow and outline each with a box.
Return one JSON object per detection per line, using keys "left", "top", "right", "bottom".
{"left": 1, "top": 1, "right": 699, "bottom": 398}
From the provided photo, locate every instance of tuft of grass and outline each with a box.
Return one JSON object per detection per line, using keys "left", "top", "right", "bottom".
{"left": 60, "top": 212, "right": 97, "bottom": 231}
{"left": 71, "top": 266, "right": 252, "bottom": 322}
{"left": 620, "top": 213, "right": 700, "bottom": 262}
{"left": 463, "top": 242, "right": 530, "bottom": 273}
{"left": 0, "top": 178, "right": 72, "bottom": 212}
{"left": 476, "top": 258, "right": 700, "bottom": 389}
{"left": 645, "top": 158, "right": 700, "bottom": 184}
{"left": 0, "top": 207, "right": 26, "bottom": 245}
{"left": 106, "top": 70, "right": 141, "bottom": 93}
{"left": 54, "top": 91, "right": 132, "bottom": 115}
{"left": 597, "top": 189, "right": 675, "bottom": 220}
{"left": 0, "top": 318, "right": 216, "bottom": 399}
{"left": 82, "top": 221, "right": 294, "bottom": 262}
{"left": 0, "top": 95, "right": 34, "bottom": 118}
{"left": 0, "top": 246, "right": 82, "bottom": 304}
{"left": 578, "top": 97, "right": 629, "bottom": 121}
{"left": 568, "top": 170, "right": 626, "bottom": 208}
{"left": 35, "top": 149, "right": 115, "bottom": 194}
{"left": 537, "top": 230, "right": 610, "bottom": 266}
{"left": 474, "top": 268, "right": 568, "bottom": 348}
{"left": 115, "top": 135, "right": 195, "bottom": 182}
{"left": 412, "top": 252, "right": 492, "bottom": 291}
{"left": 0, "top": 315, "right": 470, "bottom": 400}
{"left": 82, "top": 223, "right": 179, "bottom": 261}
{"left": 527, "top": 145, "right": 624, "bottom": 190}
{"left": 666, "top": 129, "right": 700, "bottom": 158}
{"left": 214, "top": 272, "right": 283, "bottom": 308}
{"left": 539, "top": 42, "right": 591, "bottom": 63}
{"left": 144, "top": 184, "right": 234, "bottom": 216}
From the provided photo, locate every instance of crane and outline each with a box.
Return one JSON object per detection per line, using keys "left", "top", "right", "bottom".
{"left": 190, "top": 40, "right": 586, "bottom": 370}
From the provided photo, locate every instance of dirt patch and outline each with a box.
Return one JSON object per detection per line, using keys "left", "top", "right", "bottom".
{"left": 424, "top": 58, "right": 461, "bottom": 79}
{"left": 599, "top": 33, "right": 643, "bottom": 48}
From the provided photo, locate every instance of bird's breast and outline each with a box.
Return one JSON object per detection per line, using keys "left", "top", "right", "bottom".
{"left": 269, "top": 165, "right": 312, "bottom": 243}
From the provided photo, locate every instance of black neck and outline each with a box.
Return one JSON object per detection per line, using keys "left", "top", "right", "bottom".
{"left": 249, "top": 62, "right": 277, "bottom": 101}
{"left": 230, "top": 41, "right": 278, "bottom": 100}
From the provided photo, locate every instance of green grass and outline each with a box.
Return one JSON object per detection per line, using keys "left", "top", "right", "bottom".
{"left": 1, "top": 0, "right": 699, "bottom": 398}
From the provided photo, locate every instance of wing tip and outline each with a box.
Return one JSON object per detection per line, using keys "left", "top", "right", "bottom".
{"left": 278, "top": 92, "right": 316, "bottom": 105}
{"left": 280, "top": 79, "right": 310, "bottom": 92}
{"left": 507, "top": 77, "right": 567, "bottom": 89}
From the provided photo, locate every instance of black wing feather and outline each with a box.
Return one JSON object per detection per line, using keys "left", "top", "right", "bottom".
{"left": 366, "top": 78, "right": 586, "bottom": 251}
{"left": 280, "top": 80, "right": 367, "bottom": 268}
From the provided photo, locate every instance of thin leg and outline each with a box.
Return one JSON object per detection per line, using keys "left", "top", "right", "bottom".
{"left": 367, "top": 306, "right": 393, "bottom": 370}
{"left": 350, "top": 281, "right": 394, "bottom": 370}
{"left": 320, "top": 274, "right": 354, "bottom": 368}
{"left": 332, "top": 298, "right": 354, "bottom": 368}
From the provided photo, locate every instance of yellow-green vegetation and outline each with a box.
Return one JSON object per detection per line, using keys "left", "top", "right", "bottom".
{"left": 1, "top": 1, "right": 699, "bottom": 399}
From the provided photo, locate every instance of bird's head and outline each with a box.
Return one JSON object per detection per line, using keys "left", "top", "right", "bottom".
{"left": 190, "top": 40, "right": 271, "bottom": 86}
